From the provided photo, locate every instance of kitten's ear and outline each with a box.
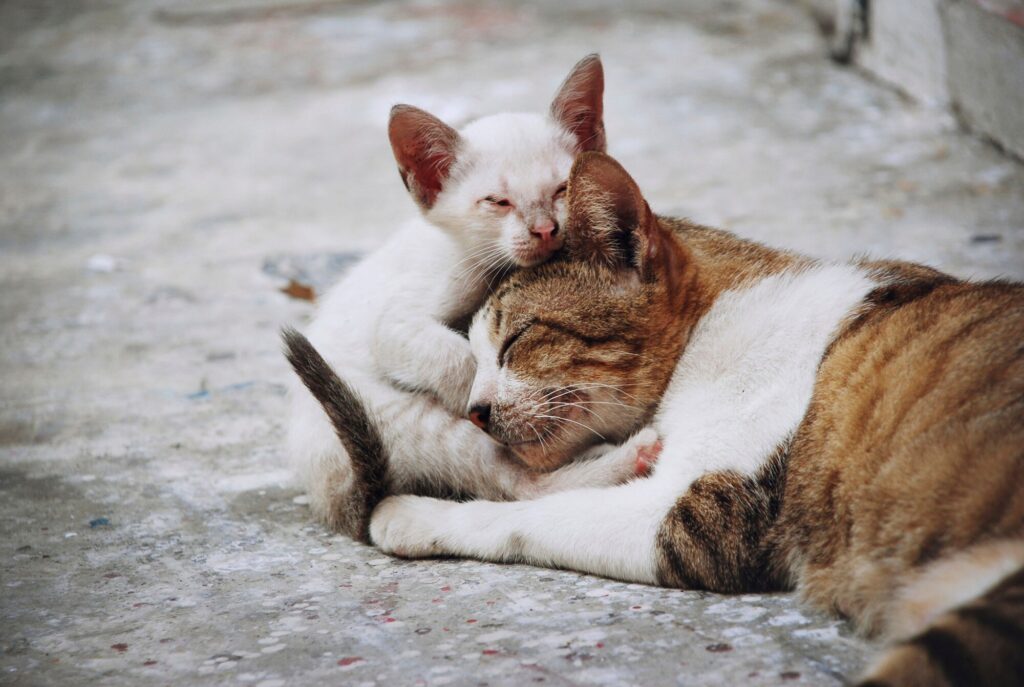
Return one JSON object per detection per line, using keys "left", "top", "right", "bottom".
{"left": 550, "top": 54, "right": 606, "bottom": 153}
{"left": 388, "top": 104, "right": 462, "bottom": 210}
{"left": 566, "top": 152, "right": 672, "bottom": 281}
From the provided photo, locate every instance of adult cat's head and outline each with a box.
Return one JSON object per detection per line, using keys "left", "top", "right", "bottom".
{"left": 465, "top": 152, "right": 698, "bottom": 470}
{"left": 388, "top": 54, "right": 605, "bottom": 267}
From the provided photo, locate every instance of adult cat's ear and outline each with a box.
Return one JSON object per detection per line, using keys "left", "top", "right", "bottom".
{"left": 566, "top": 152, "right": 672, "bottom": 282}
{"left": 388, "top": 105, "right": 462, "bottom": 210}
{"left": 551, "top": 54, "right": 606, "bottom": 153}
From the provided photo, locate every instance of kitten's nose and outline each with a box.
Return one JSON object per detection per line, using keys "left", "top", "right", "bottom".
{"left": 530, "top": 218, "right": 558, "bottom": 242}
{"left": 468, "top": 404, "right": 491, "bottom": 432}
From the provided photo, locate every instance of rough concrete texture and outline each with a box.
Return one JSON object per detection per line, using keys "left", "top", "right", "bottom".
{"left": 855, "top": 0, "right": 950, "bottom": 107}
{"left": 841, "top": 0, "right": 1024, "bottom": 159}
{"left": 945, "top": 0, "right": 1024, "bottom": 160}
{"left": 2, "top": 1, "right": 1023, "bottom": 685}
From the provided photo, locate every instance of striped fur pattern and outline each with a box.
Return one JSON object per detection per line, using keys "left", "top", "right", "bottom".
{"left": 368, "top": 152, "right": 1024, "bottom": 686}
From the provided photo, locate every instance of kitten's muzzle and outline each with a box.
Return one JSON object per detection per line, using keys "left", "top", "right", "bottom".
{"left": 530, "top": 218, "right": 559, "bottom": 242}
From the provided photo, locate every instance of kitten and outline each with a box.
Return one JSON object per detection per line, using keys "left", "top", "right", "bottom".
{"left": 367, "top": 152, "right": 1024, "bottom": 686}
{"left": 287, "top": 56, "right": 655, "bottom": 541}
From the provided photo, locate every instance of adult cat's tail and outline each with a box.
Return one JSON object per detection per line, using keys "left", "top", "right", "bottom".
{"left": 858, "top": 542, "right": 1024, "bottom": 687}
{"left": 282, "top": 327, "right": 389, "bottom": 543}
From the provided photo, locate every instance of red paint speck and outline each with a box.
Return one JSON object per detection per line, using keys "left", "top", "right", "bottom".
{"left": 443, "top": 627, "right": 451, "bottom": 632}
{"left": 481, "top": 649, "right": 499, "bottom": 656}
{"left": 431, "top": 598, "right": 442, "bottom": 603}
{"left": 596, "top": 642, "right": 604, "bottom": 649}
{"left": 111, "top": 643, "right": 128, "bottom": 653}
{"left": 143, "top": 660, "right": 158, "bottom": 666}
{"left": 631, "top": 605, "right": 642, "bottom": 610}
{"left": 383, "top": 617, "right": 397, "bottom": 623}
{"left": 440, "top": 586, "right": 452, "bottom": 592}
{"left": 466, "top": 619, "right": 477, "bottom": 624}
{"left": 338, "top": 656, "right": 363, "bottom": 667}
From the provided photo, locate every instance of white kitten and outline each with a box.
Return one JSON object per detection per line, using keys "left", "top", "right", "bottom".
{"left": 287, "top": 55, "right": 648, "bottom": 539}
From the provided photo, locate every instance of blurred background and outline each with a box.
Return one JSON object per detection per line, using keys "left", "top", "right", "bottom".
{"left": 2, "top": 1, "right": 1023, "bottom": 685}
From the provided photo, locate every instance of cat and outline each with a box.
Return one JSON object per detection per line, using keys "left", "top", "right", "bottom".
{"left": 287, "top": 55, "right": 658, "bottom": 542}
{"left": 357, "top": 151, "right": 1023, "bottom": 685}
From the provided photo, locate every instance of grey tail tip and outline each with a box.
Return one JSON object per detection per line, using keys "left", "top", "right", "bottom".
{"left": 279, "top": 325, "right": 390, "bottom": 544}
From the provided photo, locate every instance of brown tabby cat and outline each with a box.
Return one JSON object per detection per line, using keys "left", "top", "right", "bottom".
{"left": 288, "top": 152, "right": 1024, "bottom": 686}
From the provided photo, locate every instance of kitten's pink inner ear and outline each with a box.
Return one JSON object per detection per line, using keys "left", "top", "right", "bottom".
{"left": 388, "top": 105, "right": 461, "bottom": 209}
{"left": 551, "top": 54, "right": 606, "bottom": 153}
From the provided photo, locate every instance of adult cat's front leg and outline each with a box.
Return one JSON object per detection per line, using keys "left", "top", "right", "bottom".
{"left": 369, "top": 478, "right": 679, "bottom": 584}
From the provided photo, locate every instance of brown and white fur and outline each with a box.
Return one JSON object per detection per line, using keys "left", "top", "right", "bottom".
{"left": 287, "top": 57, "right": 655, "bottom": 541}
{"left": 366, "top": 152, "right": 1024, "bottom": 685}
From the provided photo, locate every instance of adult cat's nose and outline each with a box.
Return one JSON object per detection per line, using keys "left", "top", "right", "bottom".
{"left": 530, "top": 218, "right": 558, "bottom": 242}
{"left": 468, "top": 404, "right": 491, "bottom": 432}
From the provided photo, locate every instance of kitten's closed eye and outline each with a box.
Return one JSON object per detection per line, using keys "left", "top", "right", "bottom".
{"left": 484, "top": 196, "right": 514, "bottom": 208}
{"left": 554, "top": 183, "right": 568, "bottom": 198}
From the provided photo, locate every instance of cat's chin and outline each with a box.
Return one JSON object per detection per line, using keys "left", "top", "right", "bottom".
{"left": 507, "top": 438, "right": 577, "bottom": 473}
{"left": 512, "top": 242, "right": 562, "bottom": 268}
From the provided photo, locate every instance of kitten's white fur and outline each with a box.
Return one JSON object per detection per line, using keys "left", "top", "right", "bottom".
{"left": 370, "top": 263, "right": 876, "bottom": 581}
{"left": 288, "top": 58, "right": 641, "bottom": 524}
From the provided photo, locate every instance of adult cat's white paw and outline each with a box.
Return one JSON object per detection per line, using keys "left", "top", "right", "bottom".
{"left": 370, "top": 495, "right": 453, "bottom": 558}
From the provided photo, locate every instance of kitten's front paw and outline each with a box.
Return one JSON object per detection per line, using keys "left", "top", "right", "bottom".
{"left": 598, "top": 427, "right": 661, "bottom": 481}
{"left": 370, "top": 495, "right": 453, "bottom": 558}
{"left": 627, "top": 428, "right": 663, "bottom": 476}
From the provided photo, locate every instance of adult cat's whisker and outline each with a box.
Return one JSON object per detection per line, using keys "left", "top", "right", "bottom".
{"left": 543, "top": 401, "right": 608, "bottom": 424}
{"left": 535, "top": 414, "right": 606, "bottom": 441}
{"left": 567, "top": 382, "right": 645, "bottom": 403}
{"left": 541, "top": 383, "right": 643, "bottom": 405}
{"left": 547, "top": 399, "right": 640, "bottom": 411}
{"left": 540, "top": 385, "right": 591, "bottom": 402}
{"left": 526, "top": 421, "right": 549, "bottom": 454}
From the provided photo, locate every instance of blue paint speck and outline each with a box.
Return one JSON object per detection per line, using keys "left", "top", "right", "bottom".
{"left": 89, "top": 518, "right": 111, "bottom": 528}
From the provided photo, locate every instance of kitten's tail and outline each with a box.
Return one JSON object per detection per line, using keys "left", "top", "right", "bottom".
{"left": 282, "top": 327, "right": 389, "bottom": 543}
{"left": 857, "top": 541, "right": 1024, "bottom": 687}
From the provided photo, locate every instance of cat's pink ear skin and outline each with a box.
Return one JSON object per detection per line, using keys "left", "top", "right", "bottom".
{"left": 388, "top": 105, "right": 462, "bottom": 210}
{"left": 550, "top": 54, "right": 606, "bottom": 153}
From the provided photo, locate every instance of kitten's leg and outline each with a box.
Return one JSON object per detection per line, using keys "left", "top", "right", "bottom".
{"left": 515, "top": 427, "right": 661, "bottom": 499}
{"left": 380, "top": 398, "right": 651, "bottom": 500}
{"left": 370, "top": 477, "right": 682, "bottom": 584}
{"left": 373, "top": 315, "right": 475, "bottom": 417}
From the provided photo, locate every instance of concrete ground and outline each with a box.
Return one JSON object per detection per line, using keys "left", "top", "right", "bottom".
{"left": 2, "top": 1, "right": 1023, "bottom": 685}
